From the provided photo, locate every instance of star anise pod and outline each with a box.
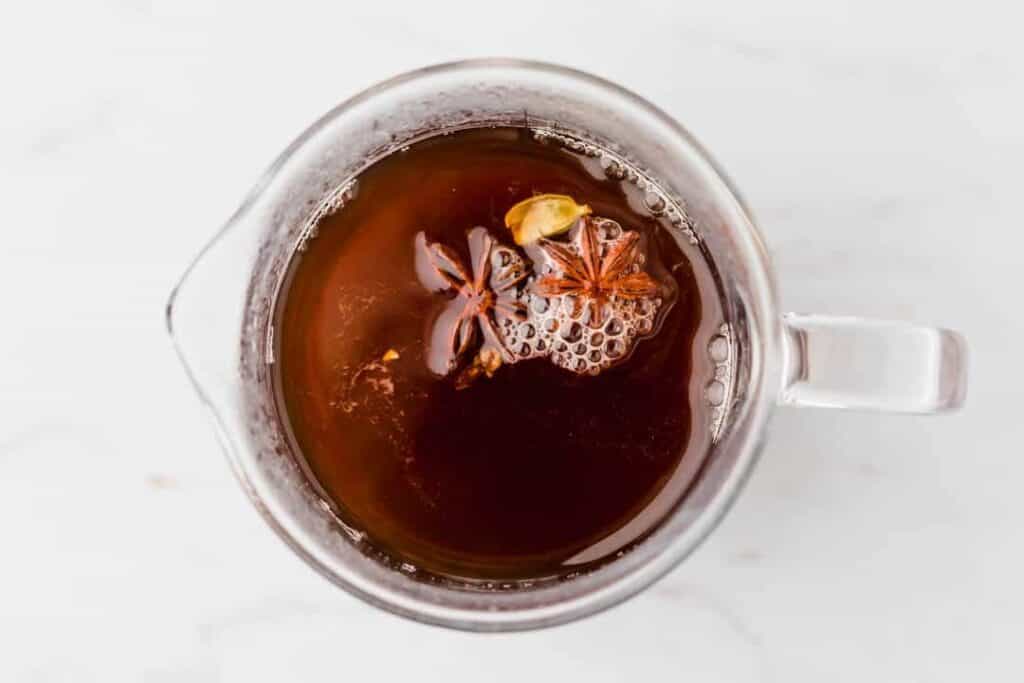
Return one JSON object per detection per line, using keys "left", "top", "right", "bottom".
{"left": 415, "top": 227, "right": 528, "bottom": 376}
{"left": 534, "top": 217, "right": 660, "bottom": 327}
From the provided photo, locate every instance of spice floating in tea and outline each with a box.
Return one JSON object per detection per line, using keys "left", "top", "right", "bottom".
{"left": 416, "top": 207, "right": 676, "bottom": 383}
{"left": 504, "top": 193, "right": 591, "bottom": 245}
{"left": 414, "top": 228, "right": 529, "bottom": 378}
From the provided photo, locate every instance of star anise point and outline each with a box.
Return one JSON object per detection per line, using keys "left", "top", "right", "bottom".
{"left": 534, "top": 217, "right": 662, "bottom": 309}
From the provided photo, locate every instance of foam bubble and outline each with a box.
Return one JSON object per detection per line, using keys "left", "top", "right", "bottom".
{"left": 484, "top": 214, "right": 670, "bottom": 376}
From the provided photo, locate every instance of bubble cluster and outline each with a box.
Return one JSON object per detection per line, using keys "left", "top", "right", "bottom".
{"left": 498, "top": 311, "right": 549, "bottom": 362}
{"left": 494, "top": 217, "right": 666, "bottom": 376}
{"left": 492, "top": 245, "right": 549, "bottom": 363}
{"left": 531, "top": 127, "right": 700, "bottom": 246}
{"left": 296, "top": 179, "right": 359, "bottom": 252}
{"left": 705, "top": 323, "right": 734, "bottom": 440}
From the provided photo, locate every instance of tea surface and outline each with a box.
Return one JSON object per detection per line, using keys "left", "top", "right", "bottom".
{"left": 276, "top": 127, "right": 724, "bottom": 581}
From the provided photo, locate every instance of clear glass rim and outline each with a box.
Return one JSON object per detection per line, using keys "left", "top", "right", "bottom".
{"left": 168, "top": 57, "right": 782, "bottom": 631}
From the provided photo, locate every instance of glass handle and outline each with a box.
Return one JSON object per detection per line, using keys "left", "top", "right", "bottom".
{"left": 779, "top": 314, "right": 968, "bottom": 414}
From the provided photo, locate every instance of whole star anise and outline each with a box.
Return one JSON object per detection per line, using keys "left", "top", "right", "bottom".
{"left": 415, "top": 227, "right": 528, "bottom": 376}
{"left": 534, "top": 217, "right": 661, "bottom": 326}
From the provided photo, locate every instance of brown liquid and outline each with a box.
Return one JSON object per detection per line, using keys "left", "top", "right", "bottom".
{"left": 275, "top": 127, "right": 724, "bottom": 582}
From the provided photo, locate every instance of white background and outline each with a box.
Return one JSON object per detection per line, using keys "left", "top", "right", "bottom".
{"left": 2, "top": 1, "right": 1022, "bottom": 680}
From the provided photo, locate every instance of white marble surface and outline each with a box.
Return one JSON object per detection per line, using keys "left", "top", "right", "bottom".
{"left": 2, "top": 1, "right": 1022, "bottom": 680}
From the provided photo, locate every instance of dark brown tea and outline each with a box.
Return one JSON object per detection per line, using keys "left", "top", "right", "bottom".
{"left": 275, "top": 127, "right": 727, "bottom": 582}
